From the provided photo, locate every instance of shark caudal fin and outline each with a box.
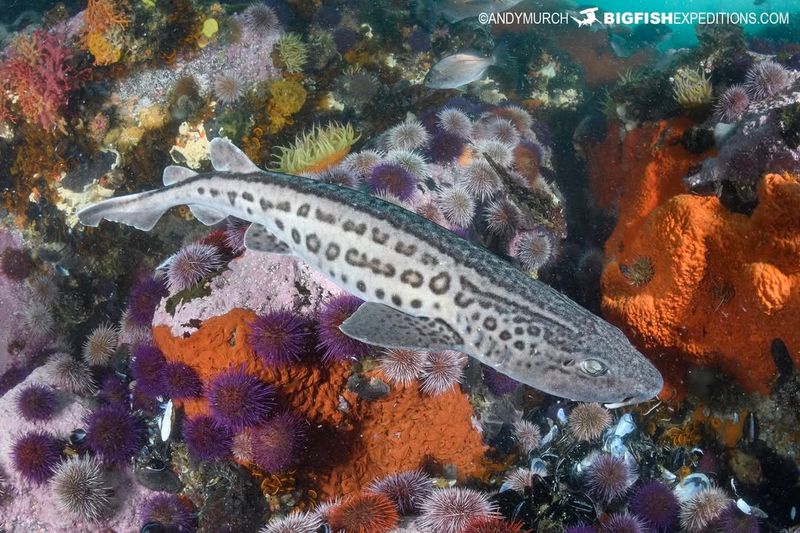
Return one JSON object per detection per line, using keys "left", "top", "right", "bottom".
{"left": 76, "top": 190, "right": 171, "bottom": 231}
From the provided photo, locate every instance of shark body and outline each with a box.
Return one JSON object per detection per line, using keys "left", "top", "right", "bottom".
{"left": 78, "top": 138, "right": 663, "bottom": 406}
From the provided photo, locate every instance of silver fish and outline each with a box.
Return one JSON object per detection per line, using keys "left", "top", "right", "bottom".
{"left": 425, "top": 50, "right": 497, "bottom": 89}
{"left": 77, "top": 138, "right": 663, "bottom": 406}
{"left": 434, "top": 0, "right": 524, "bottom": 23}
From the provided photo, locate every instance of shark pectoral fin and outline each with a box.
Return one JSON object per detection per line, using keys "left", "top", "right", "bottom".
{"left": 244, "top": 223, "right": 292, "bottom": 255}
{"left": 189, "top": 205, "right": 226, "bottom": 226}
{"left": 340, "top": 303, "right": 464, "bottom": 351}
{"left": 209, "top": 137, "right": 262, "bottom": 173}
{"left": 162, "top": 165, "right": 198, "bottom": 186}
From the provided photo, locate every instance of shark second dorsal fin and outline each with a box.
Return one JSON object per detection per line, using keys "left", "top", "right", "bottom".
{"left": 340, "top": 302, "right": 464, "bottom": 351}
{"left": 244, "top": 223, "right": 292, "bottom": 254}
{"left": 209, "top": 138, "right": 261, "bottom": 174}
{"left": 163, "top": 165, "right": 198, "bottom": 186}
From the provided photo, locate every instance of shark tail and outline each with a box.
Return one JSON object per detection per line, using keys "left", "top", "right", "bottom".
{"left": 77, "top": 189, "right": 172, "bottom": 231}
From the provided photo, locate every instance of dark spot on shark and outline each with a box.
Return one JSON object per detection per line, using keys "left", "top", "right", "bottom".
{"left": 514, "top": 340, "right": 525, "bottom": 350}
{"left": 343, "top": 220, "right": 367, "bottom": 235}
{"left": 411, "top": 299, "right": 422, "bottom": 309}
{"left": 499, "top": 330, "right": 512, "bottom": 341}
{"left": 471, "top": 311, "right": 480, "bottom": 321}
{"left": 515, "top": 327, "right": 524, "bottom": 335}
{"left": 372, "top": 227, "right": 390, "bottom": 244}
{"left": 454, "top": 292, "right": 474, "bottom": 308}
{"left": 483, "top": 317, "right": 497, "bottom": 331}
{"left": 429, "top": 272, "right": 450, "bottom": 294}
{"left": 325, "top": 243, "right": 340, "bottom": 260}
{"left": 420, "top": 253, "right": 439, "bottom": 266}
{"left": 357, "top": 280, "right": 366, "bottom": 292}
{"left": 382, "top": 264, "right": 396, "bottom": 277}
{"left": 277, "top": 201, "right": 291, "bottom": 212}
{"left": 275, "top": 219, "right": 284, "bottom": 230}
{"left": 227, "top": 191, "right": 237, "bottom": 205}
{"left": 291, "top": 229, "right": 300, "bottom": 244}
{"left": 400, "top": 270, "right": 424, "bottom": 288}
{"left": 210, "top": 189, "right": 220, "bottom": 197}
{"left": 375, "top": 288, "right": 385, "bottom": 299}
{"left": 246, "top": 207, "right": 253, "bottom": 215}
{"left": 197, "top": 187, "right": 205, "bottom": 195}
{"left": 392, "top": 295, "right": 402, "bottom": 306}
{"left": 395, "top": 242, "right": 416, "bottom": 256}
{"left": 315, "top": 208, "right": 336, "bottom": 224}
{"left": 260, "top": 198, "right": 272, "bottom": 211}
{"left": 297, "top": 204, "right": 310, "bottom": 217}
{"left": 242, "top": 192, "right": 254, "bottom": 202}
{"left": 306, "top": 233, "right": 321, "bottom": 253}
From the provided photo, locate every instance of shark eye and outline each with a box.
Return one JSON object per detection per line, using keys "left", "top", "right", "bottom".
{"left": 580, "top": 358, "right": 608, "bottom": 377}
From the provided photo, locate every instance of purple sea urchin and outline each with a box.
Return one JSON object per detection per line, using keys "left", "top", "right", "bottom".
{"left": 420, "top": 350, "right": 466, "bottom": 395}
{"left": 385, "top": 150, "right": 430, "bottom": 181}
{"left": 386, "top": 120, "right": 429, "bottom": 151}
{"left": 243, "top": 2, "right": 280, "bottom": 34}
{"left": 207, "top": 369, "right": 275, "bottom": 431}
{"left": 629, "top": 480, "right": 679, "bottom": 531}
{"left": 475, "top": 139, "right": 514, "bottom": 167}
{"left": 502, "top": 468, "right": 534, "bottom": 493}
{"left": 482, "top": 366, "right": 520, "bottom": 395}
{"left": 261, "top": 511, "right": 322, "bottom": 533}
{"left": 512, "top": 419, "right": 542, "bottom": 454}
{"left": 437, "top": 186, "right": 475, "bottom": 228}
{"left": 213, "top": 74, "right": 245, "bottom": 105}
{"left": 601, "top": 513, "right": 646, "bottom": 533}
{"left": 367, "top": 163, "right": 418, "bottom": 201}
{"left": 328, "top": 492, "right": 400, "bottom": 533}
{"left": 16, "top": 383, "right": 57, "bottom": 421}
{"left": 85, "top": 405, "right": 146, "bottom": 465}
{"left": 82, "top": 322, "right": 119, "bottom": 366}
{"left": 247, "top": 310, "right": 311, "bottom": 366}
{"left": 585, "top": 453, "right": 637, "bottom": 503}
{"left": 164, "top": 362, "right": 203, "bottom": 399}
{"left": 140, "top": 493, "right": 196, "bottom": 532}
{"left": 183, "top": 414, "right": 234, "bottom": 461}
{"left": 564, "top": 525, "right": 596, "bottom": 533}
{"left": 715, "top": 85, "right": 750, "bottom": 122}
{"left": 99, "top": 375, "right": 129, "bottom": 405}
{"left": 718, "top": 503, "right": 760, "bottom": 533}
{"left": 408, "top": 27, "right": 432, "bottom": 53}
{"left": 568, "top": 403, "right": 612, "bottom": 441}
{"left": 746, "top": 60, "right": 791, "bottom": 100}
{"left": 483, "top": 117, "right": 521, "bottom": 146}
{"left": 242, "top": 411, "right": 306, "bottom": 472}
{"left": 378, "top": 348, "right": 426, "bottom": 385}
{"left": 166, "top": 243, "right": 223, "bottom": 293}
{"left": 130, "top": 344, "right": 168, "bottom": 398}
{"left": 428, "top": 131, "right": 466, "bottom": 163}
{"left": 316, "top": 294, "right": 372, "bottom": 362}
{"left": 224, "top": 217, "right": 250, "bottom": 255}
{"left": 332, "top": 70, "right": 379, "bottom": 109}
{"left": 126, "top": 275, "right": 168, "bottom": 326}
{"left": 368, "top": 469, "right": 433, "bottom": 515}
{"left": 333, "top": 27, "right": 358, "bottom": 54}
{"left": 484, "top": 199, "right": 522, "bottom": 237}
{"left": 509, "top": 228, "right": 555, "bottom": 271}
{"left": 418, "top": 488, "right": 499, "bottom": 533}
{"left": 460, "top": 160, "right": 500, "bottom": 200}
{"left": 344, "top": 150, "right": 384, "bottom": 179}
{"left": 11, "top": 430, "right": 61, "bottom": 483}
{"left": 51, "top": 455, "right": 111, "bottom": 521}
{"left": 46, "top": 353, "right": 95, "bottom": 394}
{"left": 437, "top": 107, "right": 473, "bottom": 139}
{"left": 679, "top": 486, "right": 731, "bottom": 533}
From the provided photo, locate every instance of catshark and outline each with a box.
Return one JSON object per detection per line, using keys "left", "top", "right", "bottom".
{"left": 78, "top": 138, "right": 663, "bottom": 407}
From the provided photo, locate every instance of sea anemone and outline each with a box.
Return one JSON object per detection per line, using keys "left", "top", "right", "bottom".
{"left": 679, "top": 486, "right": 731, "bottom": 533}
{"left": 275, "top": 33, "right": 308, "bottom": 73}
{"left": 512, "top": 419, "right": 542, "bottom": 454}
{"left": 224, "top": 217, "right": 250, "bottom": 255}
{"left": 183, "top": 414, "right": 234, "bottom": 461}
{"left": 672, "top": 68, "right": 713, "bottom": 108}
{"left": 509, "top": 228, "right": 555, "bottom": 272}
{"left": 261, "top": 511, "right": 322, "bottom": 533}
{"left": 130, "top": 344, "right": 168, "bottom": 398}
{"left": 165, "top": 243, "right": 223, "bottom": 293}
{"left": 482, "top": 367, "right": 520, "bottom": 395}
{"left": 368, "top": 469, "right": 433, "bottom": 515}
{"left": 85, "top": 405, "right": 146, "bottom": 465}
{"left": 328, "top": 492, "right": 400, "bottom": 533}
{"left": 213, "top": 74, "right": 245, "bottom": 105}
{"left": 82, "top": 322, "right": 119, "bottom": 366}
{"left": 568, "top": 403, "right": 612, "bottom": 441}
{"left": 11, "top": 430, "right": 61, "bottom": 483}
{"left": 483, "top": 117, "right": 520, "bottom": 146}
{"left": 714, "top": 85, "right": 750, "bottom": 122}
{"left": 428, "top": 131, "right": 467, "bottom": 163}
{"left": 140, "top": 493, "right": 196, "bottom": 532}
{"left": 367, "top": 163, "right": 418, "bottom": 201}
{"left": 51, "top": 455, "right": 111, "bottom": 521}
{"left": 378, "top": 348, "right": 426, "bottom": 386}
{"left": 316, "top": 294, "right": 372, "bottom": 362}
{"left": 601, "top": 513, "right": 646, "bottom": 533}
{"left": 408, "top": 27, "right": 432, "bottom": 53}
{"left": 629, "top": 481, "right": 679, "bottom": 531}
{"left": 126, "top": 275, "right": 168, "bottom": 326}
{"left": 474, "top": 139, "right": 514, "bottom": 167}
{"left": 240, "top": 411, "right": 306, "bottom": 472}
{"left": 344, "top": 150, "right": 384, "bottom": 179}
{"left": 484, "top": 199, "right": 522, "bottom": 237}
{"left": 463, "top": 517, "right": 526, "bottom": 533}
{"left": 386, "top": 120, "right": 430, "bottom": 152}
{"left": 243, "top": 3, "right": 280, "bottom": 34}
{"left": 333, "top": 27, "right": 358, "bottom": 54}
{"left": 460, "top": 160, "right": 500, "bottom": 200}
{"left": 437, "top": 107, "right": 473, "bottom": 139}
{"left": 418, "top": 488, "right": 498, "bottom": 533}
{"left": 746, "top": 60, "right": 791, "bottom": 100}
{"left": 45, "top": 353, "right": 95, "bottom": 394}
{"left": 437, "top": 186, "right": 475, "bottom": 228}
{"left": 420, "top": 350, "right": 467, "bottom": 395}
{"left": 585, "top": 453, "right": 637, "bottom": 503}
{"left": 273, "top": 122, "right": 359, "bottom": 174}
{"left": 332, "top": 70, "right": 380, "bottom": 109}
{"left": 247, "top": 310, "right": 311, "bottom": 366}
{"left": 164, "top": 362, "right": 203, "bottom": 399}
{"left": 207, "top": 369, "right": 275, "bottom": 431}
{"left": 16, "top": 383, "right": 57, "bottom": 421}
{"left": 385, "top": 149, "right": 430, "bottom": 181}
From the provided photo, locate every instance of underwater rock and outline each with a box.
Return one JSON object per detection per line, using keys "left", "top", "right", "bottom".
{"left": 197, "top": 462, "right": 266, "bottom": 533}
{"left": 347, "top": 374, "right": 391, "bottom": 400}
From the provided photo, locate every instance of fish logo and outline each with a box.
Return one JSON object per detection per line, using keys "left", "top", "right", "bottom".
{"left": 571, "top": 7, "right": 599, "bottom": 27}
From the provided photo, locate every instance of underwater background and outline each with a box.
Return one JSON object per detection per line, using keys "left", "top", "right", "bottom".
{"left": 0, "top": 0, "right": 799, "bottom": 531}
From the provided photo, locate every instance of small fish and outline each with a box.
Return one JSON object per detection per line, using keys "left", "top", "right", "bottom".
{"left": 431, "top": 0, "right": 524, "bottom": 23}
{"left": 77, "top": 138, "right": 663, "bottom": 406}
{"left": 425, "top": 49, "right": 499, "bottom": 89}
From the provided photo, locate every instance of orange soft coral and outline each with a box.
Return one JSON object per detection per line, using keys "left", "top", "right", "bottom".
{"left": 595, "top": 125, "right": 800, "bottom": 396}
{"left": 153, "top": 308, "right": 487, "bottom": 498}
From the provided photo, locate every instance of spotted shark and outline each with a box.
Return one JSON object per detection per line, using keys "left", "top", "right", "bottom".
{"left": 78, "top": 138, "right": 663, "bottom": 407}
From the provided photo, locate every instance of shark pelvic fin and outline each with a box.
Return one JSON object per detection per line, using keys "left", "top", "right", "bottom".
{"left": 340, "top": 302, "right": 464, "bottom": 351}
{"left": 244, "top": 223, "right": 292, "bottom": 254}
{"left": 209, "top": 137, "right": 261, "bottom": 174}
{"left": 189, "top": 205, "right": 226, "bottom": 226}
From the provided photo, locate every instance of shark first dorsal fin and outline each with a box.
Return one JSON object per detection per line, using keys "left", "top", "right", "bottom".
{"left": 244, "top": 223, "right": 292, "bottom": 254}
{"left": 340, "top": 302, "right": 464, "bottom": 351}
{"left": 163, "top": 165, "right": 198, "bottom": 186}
{"left": 210, "top": 137, "right": 261, "bottom": 173}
